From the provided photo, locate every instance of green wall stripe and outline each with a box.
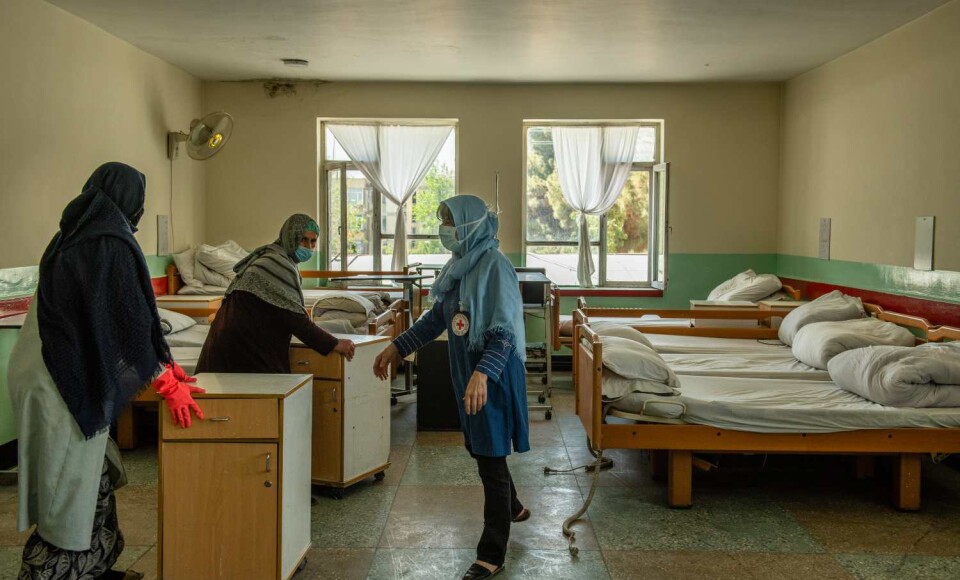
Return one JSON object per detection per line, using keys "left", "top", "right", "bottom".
{"left": 777, "top": 254, "right": 960, "bottom": 305}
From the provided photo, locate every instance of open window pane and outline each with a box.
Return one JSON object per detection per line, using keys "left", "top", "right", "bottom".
{"left": 605, "top": 170, "right": 651, "bottom": 284}
{"left": 345, "top": 170, "right": 376, "bottom": 270}
{"left": 327, "top": 168, "right": 343, "bottom": 270}
{"left": 526, "top": 245, "right": 599, "bottom": 287}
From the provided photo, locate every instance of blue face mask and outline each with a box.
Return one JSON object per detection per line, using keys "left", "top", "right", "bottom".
{"left": 294, "top": 246, "right": 314, "bottom": 263}
{"left": 439, "top": 225, "right": 460, "bottom": 253}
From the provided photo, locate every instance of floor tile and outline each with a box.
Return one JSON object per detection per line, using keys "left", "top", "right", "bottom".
{"left": 296, "top": 547, "right": 376, "bottom": 580}
{"left": 312, "top": 484, "right": 397, "bottom": 548}
{"left": 115, "top": 485, "right": 158, "bottom": 546}
{"left": 127, "top": 545, "right": 157, "bottom": 580}
{"left": 507, "top": 446, "right": 579, "bottom": 489}
{"left": 604, "top": 551, "right": 852, "bottom": 580}
{"left": 119, "top": 447, "right": 159, "bottom": 487}
{"left": 589, "top": 486, "right": 822, "bottom": 552}
{"left": 0, "top": 547, "right": 23, "bottom": 578}
{"left": 527, "top": 420, "right": 565, "bottom": 447}
{"left": 501, "top": 548, "right": 609, "bottom": 580}
{"left": 381, "top": 485, "right": 598, "bottom": 551}
{"left": 836, "top": 554, "right": 960, "bottom": 580}
{"left": 400, "top": 446, "right": 482, "bottom": 486}
{"left": 114, "top": 545, "right": 151, "bottom": 574}
{"left": 380, "top": 445, "right": 413, "bottom": 486}
{"left": 0, "top": 497, "right": 31, "bottom": 546}
{"left": 368, "top": 548, "right": 475, "bottom": 580}
{"left": 380, "top": 486, "right": 485, "bottom": 548}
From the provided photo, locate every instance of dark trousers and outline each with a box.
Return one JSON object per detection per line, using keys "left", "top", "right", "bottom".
{"left": 472, "top": 452, "right": 524, "bottom": 567}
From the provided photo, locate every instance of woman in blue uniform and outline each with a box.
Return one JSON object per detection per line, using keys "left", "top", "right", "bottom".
{"left": 374, "top": 195, "right": 530, "bottom": 580}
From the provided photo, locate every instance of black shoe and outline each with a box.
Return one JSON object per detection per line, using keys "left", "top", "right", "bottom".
{"left": 462, "top": 563, "right": 504, "bottom": 579}
{"left": 512, "top": 507, "right": 531, "bottom": 522}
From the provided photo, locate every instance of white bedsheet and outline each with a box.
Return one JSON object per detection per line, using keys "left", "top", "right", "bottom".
{"left": 662, "top": 352, "right": 828, "bottom": 381}
{"left": 646, "top": 334, "right": 788, "bottom": 355}
{"left": 608, "top": 375, "right": 960, "bottom": 433}
{"left": 170, "top": 347, "right": 201, "bottom": 375}
{"left": 164, "top": 325, "right": 210, "bottom": 347}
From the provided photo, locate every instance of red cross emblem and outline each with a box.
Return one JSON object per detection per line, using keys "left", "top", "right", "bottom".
{"left": 452, "top": 313, "right": 470, "bottom": 336}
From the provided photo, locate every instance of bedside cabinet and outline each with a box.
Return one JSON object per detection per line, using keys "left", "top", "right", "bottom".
{"left": 158, "top": 373, "right": 312, "bottom": 579}
{"left": 289, "top": 335, "right": 391, "bottom": 495}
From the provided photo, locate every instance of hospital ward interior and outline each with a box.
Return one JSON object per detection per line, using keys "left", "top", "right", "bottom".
{"left": 3, "top": 0, "right": 960, "bottom": 578}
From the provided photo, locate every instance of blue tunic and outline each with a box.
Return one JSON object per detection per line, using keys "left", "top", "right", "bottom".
{"left": 394, "top": 281, "right": 530, "bottom": 457}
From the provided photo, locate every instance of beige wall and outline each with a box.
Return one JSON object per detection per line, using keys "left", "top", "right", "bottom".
{"left": 779, "top": 0, "right": 960, "bottom": 271}
{"left": 202, "top": 82, "right": 781, "bottom": 255}
{"left": 0, "top": 0, "right": 204, "bottom": 268}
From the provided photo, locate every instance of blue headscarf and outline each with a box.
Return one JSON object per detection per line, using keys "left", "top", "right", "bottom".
{"left": 432, "top": 195, "right": 525, "bottom": 361}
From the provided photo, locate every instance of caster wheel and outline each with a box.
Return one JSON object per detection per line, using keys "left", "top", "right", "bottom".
{"left": 332, "top": 491, "right": 344, "bottom": 500}
{"left": 541, "top": 376, "right": 548, "bottom": 385}
{"left": 545, "top": 411, "right": 553, "bottom": 420}
{"left": 374, "top": 471, "right": 386, "bottom": 481}
{"left": 538, "top": 394, "right": 546, "bottom": 404}
{"left": 294, "top": 557, "right": 308, "bottom": 575}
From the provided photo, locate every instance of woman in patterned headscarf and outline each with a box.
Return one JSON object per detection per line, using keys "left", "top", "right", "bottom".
{"left": 196, "top": 214, "right": 355, "bottom": 374}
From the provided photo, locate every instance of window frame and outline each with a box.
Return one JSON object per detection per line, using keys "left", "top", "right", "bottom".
{"left": 319, "top": 119, "right": 459, "bottom": 271}
{"left": 521, "top": 120, "right": 664, "bottom": 288}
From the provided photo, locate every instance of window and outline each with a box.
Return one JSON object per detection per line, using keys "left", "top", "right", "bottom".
{"left": 321, "top": 121, "right": 457, "bottom": 271}
{"left": 523, "top": 122, "right": 668, "bottom": 288}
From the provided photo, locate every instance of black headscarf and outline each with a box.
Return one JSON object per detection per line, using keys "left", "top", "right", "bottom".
{"left": 38, "top": 162, "right": 172, "bottom": 439}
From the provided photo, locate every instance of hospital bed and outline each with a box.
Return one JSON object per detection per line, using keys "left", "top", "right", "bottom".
{"left": 549, "top": 284, "right": 802, "bottom": 351}
{"left": 560, "top": 305, "right": 960, "bottom": 555}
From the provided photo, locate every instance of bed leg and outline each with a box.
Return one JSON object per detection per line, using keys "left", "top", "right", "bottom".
{"left": 854, "top": 455, "right": 876, "bottom": 480}
{"left": 649, "top": 450, "right": 667, "bottom": 481}
{"left": 893, "top": 453, "right": 921, "bottom": 511}
{"left": 668, "top": 450, "right": 693, "bottom": 509}
{"left": 116, "top": 406, "right": 137, "bottom": 450}
{"left": 562, "top": 449, "right": 605, "bottom": 557}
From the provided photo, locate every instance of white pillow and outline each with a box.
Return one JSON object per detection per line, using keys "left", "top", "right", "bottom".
{"left": 591, "top": 321, "right": 655, "bottom": 350}
{"left": 193, "top": 260, "right": 234, "bottom": 288}
{"left": 316, "top": 319, "right": 359, "bottom": 334}
{"left": 197, "top": 241, "right": 248, "bottom": 276}
{"left": 600, "top": 336, "right": 681, "bottom": 398}
{"left": 314, "top": 310, "right": 369, "bottom": 328}
{"left": 791, "top": 318, "right": 916, "bottom": 370}
{"left": 707, "top": 270, "right": 756, "bottom": 301}
{"left": 172, "top": 246, "right": 200, "bottom": 288}
{"left": 713, "top": 274, "right": 782, "bottom": 302}
{"left": 778, "top": 290, "right": 865, "bottom": 346}
{"left": 311, "top": 291, "right": 375, "bottom": 316}
{"left": 157, "top": 307, "right": 198, "bottom": 335}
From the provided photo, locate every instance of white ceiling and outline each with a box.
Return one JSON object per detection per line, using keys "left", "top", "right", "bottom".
{"left": 47, "top": 0, "right": 950, "bottom": 82}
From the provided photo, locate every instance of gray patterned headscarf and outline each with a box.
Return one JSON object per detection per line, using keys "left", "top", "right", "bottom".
{"left": 226, "top": 214, "right": 320, "bottom": 313}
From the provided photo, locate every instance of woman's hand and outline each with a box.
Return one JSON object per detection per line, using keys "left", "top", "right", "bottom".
{"left": 373, "top": 343, "right": 399, "bottom": 381}
{"left": 464, "top": 371, "right": 488, "bottom": 415}
{"left": 334, "top": 339, "right": 356, "bottom": 361}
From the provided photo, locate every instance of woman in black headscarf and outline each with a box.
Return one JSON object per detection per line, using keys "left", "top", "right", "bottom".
{"left": 8, "top": 162, "right": 203, "bottom": 580}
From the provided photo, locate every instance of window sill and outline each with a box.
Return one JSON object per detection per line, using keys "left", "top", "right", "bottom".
{"left": 557, "top": 288, "right": 663, "bottom": 298}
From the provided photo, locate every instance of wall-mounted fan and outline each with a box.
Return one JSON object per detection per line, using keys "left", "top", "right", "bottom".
{"left": 167, "top": 111, "right": 234, "bottom": 160}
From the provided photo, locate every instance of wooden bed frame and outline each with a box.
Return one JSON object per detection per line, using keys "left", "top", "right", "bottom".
{"left": 549, "top": 283, "right": 802, "bottom": 351}
{"left": 561, "top": 305, "right": 960, "bottom": 555}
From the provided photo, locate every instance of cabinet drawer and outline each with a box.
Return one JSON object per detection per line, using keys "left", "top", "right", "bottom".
{"left": 290, "top": 346, "right": 342, "bottom": 380}
{"left": 161, "top": 398, "right": 279, "bottom": 440}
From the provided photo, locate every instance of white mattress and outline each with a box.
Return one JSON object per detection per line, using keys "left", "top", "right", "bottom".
{"left": 608, "top": 375, "right": 960, "bottom": 433}
{"left": 646, "top": 334, "right": 788, "bottom": 355}
{"left": 663, "top": 352, "right": 828, "bottom": 381}
{"left": 561, "top": 314, "right": 692, "bottom": 328}
{"left": 164, "top": 325, "right": 210, "bottom": 347}
{"left": 170, "top": 347, "right": 201, "bottom": 375}
{"left": 177, "top": 285, "right": 227, "bottom": 295}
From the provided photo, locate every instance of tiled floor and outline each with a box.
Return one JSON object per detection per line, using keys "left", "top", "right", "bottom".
{"left": 3, "top": 375, "right": 960, "bottom": 579}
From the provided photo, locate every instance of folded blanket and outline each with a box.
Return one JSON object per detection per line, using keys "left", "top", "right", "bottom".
{"left": 791, "top": 318, "right": 915, "bottom": 370}
{"left": 828, "top": 343, "right": 960, "bottom": 407}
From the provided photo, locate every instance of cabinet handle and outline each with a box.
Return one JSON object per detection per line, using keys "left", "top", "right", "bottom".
{"left": 208, "top": 416, "right": 231, "bottom": 422}
{"left": 296, "top": 360, "right": 310, "bottom": 365}
{"left": 266, "top": 453, "right": 272, "bottom": 473}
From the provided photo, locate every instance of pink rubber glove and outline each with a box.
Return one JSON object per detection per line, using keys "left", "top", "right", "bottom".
{"left": 169, "top": 360, "right": 197, "bottom": 384}
{"left": 153, "top": 366, "right": 204, "bottom": 428}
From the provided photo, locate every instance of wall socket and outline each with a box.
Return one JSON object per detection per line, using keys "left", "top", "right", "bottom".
{"left": 818, "top": 218, "right": 831, "bottom": 260}
{"left": 157, "top": 215, "right": 170, "bottom": 256}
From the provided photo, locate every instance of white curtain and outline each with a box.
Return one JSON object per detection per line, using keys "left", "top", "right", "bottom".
{"left": 552, "top": 126, "right": 640, "bottom": 287}
{"left": 328, "top": 124, "right": 453, "bottom": 271}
